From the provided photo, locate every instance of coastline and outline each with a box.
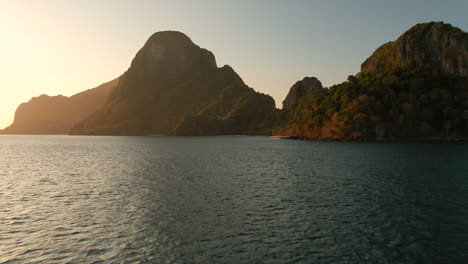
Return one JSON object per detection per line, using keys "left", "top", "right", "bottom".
{"left": 1, "top": 133, "right": 467, "bottom": 142}
{"left": 276, "top": 135, "right": 468, "bottom": 142}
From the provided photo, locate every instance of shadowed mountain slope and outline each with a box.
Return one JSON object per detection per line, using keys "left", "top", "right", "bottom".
{"left": 1, "top": 79, "right": 118, "bottom": 134}
{"left": 71, "top": 31, "right": 276, "bottom": 136}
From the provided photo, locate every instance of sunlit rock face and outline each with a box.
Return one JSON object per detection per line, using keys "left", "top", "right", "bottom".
{"left": 274, "top": 22, "right": 468, "bottom": 141}
{"left": 1, "top": 79, "right": 118, "bottom": 134}
{"left": 71, "top": 31, "right": 276, "bottom": 136}
{"left": 361, "top": 22, "right": 468, "bottom": 76}
{"left": 282, "top": 77, "right": 324, "bottom": 110}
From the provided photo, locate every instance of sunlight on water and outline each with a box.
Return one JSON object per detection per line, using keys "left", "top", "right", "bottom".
{"left": 0, "top": 136, "right": 467, "bottom": 263}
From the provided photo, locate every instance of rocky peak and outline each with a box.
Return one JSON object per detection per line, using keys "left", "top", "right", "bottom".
{"left": 361, "top": 22, "right": 468, "bottom": 76}
{"left": 72, "top": 31, "right": 276, "bottom": 136}
{"left": 282, "top": 77, "right": 324, "bottom": 109}
{"left": 129, "top": 31, "right": 217, "bottom": 81}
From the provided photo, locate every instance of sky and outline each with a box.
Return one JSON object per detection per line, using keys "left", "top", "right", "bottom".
{"left": 0, "top": 0, "right": 467, "bottom": 129}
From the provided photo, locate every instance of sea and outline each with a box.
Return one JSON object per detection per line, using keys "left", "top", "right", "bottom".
{"left": 0, "top": 135, "right": 467, "bottom": 263}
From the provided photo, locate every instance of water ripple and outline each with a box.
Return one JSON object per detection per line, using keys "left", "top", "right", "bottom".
{"left": 0, "top": 136, "right": 467, "bottom": 263}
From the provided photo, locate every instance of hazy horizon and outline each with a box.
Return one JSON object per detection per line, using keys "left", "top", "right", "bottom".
{"left": 1, "top": 0, "right": 467, "bottom": 129}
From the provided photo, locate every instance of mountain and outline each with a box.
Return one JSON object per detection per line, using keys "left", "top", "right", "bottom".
{"left": 274, "top": 22, "right": 468, "bottom": 140}
{"left": 70, "top": 31, "right": 276, "bottom": 136}
{"left": 282, "top": 77, "right": 324, "bottom": 110}
{"left": 361, "top": 22, "right": 467, "bottom": 76}
{"left": 0, "top": 79, "right": 118, "bottom": 134}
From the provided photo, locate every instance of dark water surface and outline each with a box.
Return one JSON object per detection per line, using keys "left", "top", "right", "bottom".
{"left": 0, "top": 136, "right": 467, "bottom": 263}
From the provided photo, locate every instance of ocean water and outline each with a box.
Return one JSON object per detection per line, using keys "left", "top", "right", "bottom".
{"left": 0, "top": 135, "right": 467, "bottom": 264}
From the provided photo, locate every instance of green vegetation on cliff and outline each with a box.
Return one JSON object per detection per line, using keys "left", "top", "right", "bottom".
{"left": 275, "top": 22, "right": 468, "bottom": 140}
{"left": 275, "top": 70, "right": 468, "bottom": 140}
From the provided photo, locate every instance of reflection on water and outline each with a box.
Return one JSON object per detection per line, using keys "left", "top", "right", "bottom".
{"left": 0, "top": 136, "right": 467, "bottom": 263}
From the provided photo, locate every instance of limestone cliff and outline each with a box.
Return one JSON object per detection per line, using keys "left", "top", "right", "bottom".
{"left": 282, "top": 77, "right": 324, "bottom": 110}
{"left": 71, "top": 31, "right": 276, "bottom": 136}
{"left": 275, "top": 22, "right": 468, "bottom": 140}
{"left": 361, "top": 22, "right": 468, "bottom": 76}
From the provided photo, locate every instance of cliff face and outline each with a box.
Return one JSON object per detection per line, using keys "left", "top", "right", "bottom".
{"left": 1, "top": 79, "right": 117, "bottom": 134}
{"left": 361, "top": 22, "right": 468, "bottom": 76}
{"left": 282, "top": 77, "right": 324, "bottom": 110}
{"left": 71, "top": 31, "right": 276, "bottom": 136}
{"left": 275, "top": 22, "right": 468, "bottom": 140}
